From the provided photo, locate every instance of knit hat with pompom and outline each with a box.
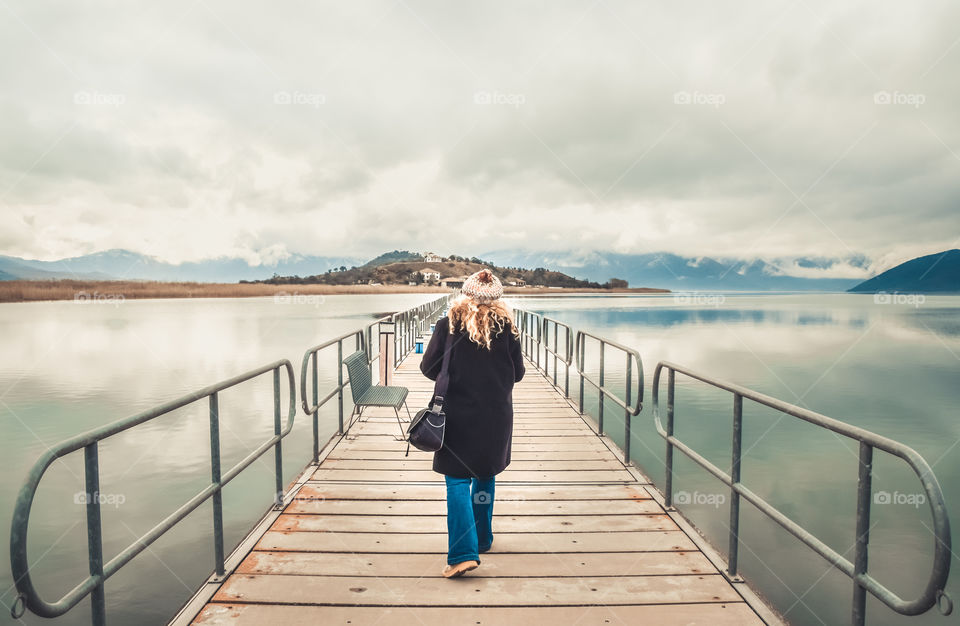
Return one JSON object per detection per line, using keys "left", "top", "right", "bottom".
{"left": 461, "top": 269, "right": 503, "bottom": 302}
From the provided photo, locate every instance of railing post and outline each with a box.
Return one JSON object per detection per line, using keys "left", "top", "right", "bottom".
{"left": 728, "top": 392, "right": 743, "bottom": 579}
{"left": 553, "top": 322, "right": 559, "bottom": 387}
{"left": 311, "top": 352, "right": 319, "bottom": 463}
{"left": 564, "top": 328, "right": 571, "bottom": 397}
{"left": 208, "top": 392, "right": 225, "bottom": 579}
{"left": 578, "top": 335, "right": 585, "bottom": 414}
{"left": 366, "top": 325, "right": 373, "bottom": 362}
{"left": 665, "top": 368, "right": 675, "bottom": 509}
{"left": 535, "top": 317, "right": 541, "bottom": 370}
{"left": 379, "top": 321, "right": 396, "bottom": 386}
{"left": 273, "top": 368, "right": 283, "bottom": 509}
{"left": 83, "top": 443, "right": 106, "bottom": 626}
{"left": 624, "top": 351, "right": 632, "bottom": 464}
{"left": 852, "top": 442, "right": 873, "bottom": 626}
{"left": 598, "top": 341, "right": 605, "bottom": 435}
{"left": 337, "top": 341, "right": 344, "bottom": 434}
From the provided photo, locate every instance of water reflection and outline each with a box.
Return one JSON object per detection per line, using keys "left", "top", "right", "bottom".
{"left": 514, "top": 293, "right": 960, "bottom": 626}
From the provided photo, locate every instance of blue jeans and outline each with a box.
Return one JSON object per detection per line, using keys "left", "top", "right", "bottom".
{"left": 444, "top": 475, "right": 495, "bottom": 564}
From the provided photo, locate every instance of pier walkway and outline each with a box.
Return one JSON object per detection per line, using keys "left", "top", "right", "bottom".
{"left": 190, "top": 336, "right": 768, "bottom": 625}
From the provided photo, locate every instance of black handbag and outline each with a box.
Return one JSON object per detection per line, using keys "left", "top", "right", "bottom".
{"left": 406, "top": 330, "right": 453, "bottom": 456}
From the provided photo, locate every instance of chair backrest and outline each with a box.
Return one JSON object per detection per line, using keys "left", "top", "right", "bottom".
{"left": 343, "top": 350, "right": 372, "bottom": 404}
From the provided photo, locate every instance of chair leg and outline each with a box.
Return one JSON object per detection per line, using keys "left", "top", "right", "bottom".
{"left": 345, "top": 405, "right": 360, "bottom": 438}
{"left": 403, "top": 401, "right": 413, "bottom": 422}
{"left": 393, "top": 407, "right": 406, "bottom": 441}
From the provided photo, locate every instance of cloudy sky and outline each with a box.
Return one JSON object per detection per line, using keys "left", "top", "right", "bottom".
{"left": 1, "top": 0, "right": 958, "bottom": 272}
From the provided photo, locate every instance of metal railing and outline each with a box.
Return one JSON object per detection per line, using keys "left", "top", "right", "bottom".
{"left": 513, "top": 307, "right": 642, "bottom": 464}
{"left": 300, "top": 321, "right": 378, "bottom": 446}
{"left": 541, "top": 315, "right": 574, "bottom": 395}
{"left": 392, "top": 296, "right": 451, "bottom": 368}
{"left": 652, "top": 361, "right": 954, "bottom": 625}
{"left": 515, "top": 309, "right": 543, "bottom": 370}
{"left": 575, "top": 330, "right": 643, "bottom": 464}
{"left": 302, "top": 295, "right": 450, "bottom": 440}
{"left": 9, "top": 360, "right": 297, "bottom": 625}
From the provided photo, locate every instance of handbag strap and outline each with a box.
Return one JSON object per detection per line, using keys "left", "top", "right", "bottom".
{"left": 431, "top": 327, "right": 455, "bottom": 412}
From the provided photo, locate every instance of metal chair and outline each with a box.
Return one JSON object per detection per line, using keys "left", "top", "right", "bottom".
{"left": 343, "top": 350, "right": 411, "bottom": 439}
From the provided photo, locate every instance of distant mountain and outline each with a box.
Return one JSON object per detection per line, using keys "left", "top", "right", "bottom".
{"left": 481, "top": 250, "right": 866, "bottom": 291}
{"left": 0, "top": 249, "right": 364, "bottom": 283}
{"left": 0, "top": 255, "right": 112, "bottom": 280}
{"left": 848, "top": 249, "right": 960, "bottom": 293}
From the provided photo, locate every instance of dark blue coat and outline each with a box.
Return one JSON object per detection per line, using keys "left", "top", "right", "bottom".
{"left": 420, "top": 315, "right": 525, "bottom": 478}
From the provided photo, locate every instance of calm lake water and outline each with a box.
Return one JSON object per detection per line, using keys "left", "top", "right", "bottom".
{"left": 515, "top": 293, "right": 960, "bottom": 626}
{"left": 1, "top": 292, "right": 957, "bottom": 625}
{"left": 0, "top": 294, "right": 436, "bottom": 625}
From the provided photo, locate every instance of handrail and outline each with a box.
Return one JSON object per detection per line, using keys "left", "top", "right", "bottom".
{"left": 9, "top": 360, "right": 297, "bottom": 624}
{"left": 300, "top": 323, "right": 375, "bottom": 448}
{"left": 541, "top": 315, "right": 574, "bottom": 395}
{"left": 515, "top": 309, "right": 543, "bottom": 369}
{"left": 575, "top": 329, "right": 643, "bottom": 463}
{"left": 652, "top": 360, "right": 953, "bottom": 625}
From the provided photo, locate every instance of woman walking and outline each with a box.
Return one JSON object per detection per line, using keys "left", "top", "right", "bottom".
{"left": 420, "top": 269, "right": 525, "bottom": 578}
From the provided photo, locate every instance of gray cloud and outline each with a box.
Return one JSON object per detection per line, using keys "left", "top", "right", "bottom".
{"left": 0, "top": 0, "right": 958, "bottom": 271}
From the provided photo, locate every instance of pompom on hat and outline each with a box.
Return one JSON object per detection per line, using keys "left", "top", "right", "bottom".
{"left": 461, "top": 269, "right": 503, "bottom": 302}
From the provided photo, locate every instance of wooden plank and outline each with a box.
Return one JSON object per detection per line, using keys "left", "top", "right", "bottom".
{"left": 212, "top": 573, "right": 743, "bottom": 606}
{"left": 295, "top": 483, "right": 654, "bottom": 501}
{"left": 256, "top": 530, "right": 699, "bottom": 553}
{"left": 339, "top": 440, "right": 611, "bottom": 452}
{"left": 194, "top": 603, "right": 762, "bottom": 626}
{"left": 328, "top": 449, "right": 613, "bottom": 461}
{"left": 362, "top": 416, "right": 585, "bottom": 424}
{"left": 308, "top": 469, "right": 635, "bottom": 482}
{"left": 236, "top": 550, "right": 715, "bottom": 577}
{"left": 271, "top": 513, "right": 676, "bottom": 533}
{"left": 509, "top": 436, "right": 606, "bottom": 444}
{"left": 319, "top": 459, "right": 624, "bottom": 471}
{"left": 286, "top": 497, "right": 662, "bottom": 516}
{"left": 350, "top": 423, "right": 590, "bottom": 437}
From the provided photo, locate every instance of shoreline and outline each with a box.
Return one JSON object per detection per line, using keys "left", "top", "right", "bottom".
{"left": 0, "top": 280, "right": 670, "bottom": 303}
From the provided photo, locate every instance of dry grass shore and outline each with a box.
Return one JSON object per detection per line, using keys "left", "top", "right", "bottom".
{"left": 0, "top": 280, "right": 668, "bottom": 303}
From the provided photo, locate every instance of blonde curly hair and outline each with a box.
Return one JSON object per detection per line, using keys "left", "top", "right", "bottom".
{"left": 447, "top": 292, "right": 521, "bottom": 350}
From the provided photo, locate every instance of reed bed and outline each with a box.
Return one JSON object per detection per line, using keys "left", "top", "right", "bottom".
{"left": 0, "top": 280, "right": 667, "bottom": 303}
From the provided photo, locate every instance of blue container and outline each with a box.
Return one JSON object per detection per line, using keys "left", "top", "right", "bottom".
{"left": 415, "top": 337, "right": 424, "bottom": 353}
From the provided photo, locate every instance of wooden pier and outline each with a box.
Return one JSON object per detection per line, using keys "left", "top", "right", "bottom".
{"left": 190, "top": 336, "right": 771, "bottom": 625}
